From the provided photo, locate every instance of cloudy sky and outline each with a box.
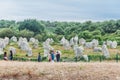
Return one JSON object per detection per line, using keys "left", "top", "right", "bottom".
{"left": 0, "top": 0, "right": 120, "bottom": 22}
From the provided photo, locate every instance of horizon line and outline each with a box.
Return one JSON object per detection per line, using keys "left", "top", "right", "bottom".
{"left": 0, "top": 18, "right": 119, "bottom": 23}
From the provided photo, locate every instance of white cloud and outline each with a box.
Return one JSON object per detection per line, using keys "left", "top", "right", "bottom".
{"left": 0, "top": 0, "right": 120, "bottom": 21}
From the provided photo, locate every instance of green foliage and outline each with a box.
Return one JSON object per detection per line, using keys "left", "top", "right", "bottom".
{"left": 0, "top": 28, "right": 15, "bottom": 38}
{"left": 65, "top": 32, "right": 76, "bottom": 40}
{"left": 115, "top": 30, "right": 120, "bottom": 35}
{"left": 1, "top": 19, "right": 120, "bottom": 45}
{"left": 18, "top": 19, "right": 45, "bottom": 34}
{"left": 55, "top": 27, "right": 65, "bottom": 35}
{"left": 92, "top": 30, "right": 101, "bottom": 35}
{"left": 0, "top": 20, "right": 15, "bottom": 28}
{"left": 81, "top": 30, "right": 92, "bottom": 39}
{"left": 18, "top": 29, "right": 34, "bottom": 39}
{"left": 88, "top": 54, "right": 102, "bottom": 61}
{"left": 34, "top": 34, "right": 43, "bottom": 42}
{"left": 115, "top": 37, "right": 120, "bottom": 45}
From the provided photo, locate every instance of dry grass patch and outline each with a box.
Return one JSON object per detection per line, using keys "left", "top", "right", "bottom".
{"left": 0, "top": 61, "right": 120, "bottom": 80}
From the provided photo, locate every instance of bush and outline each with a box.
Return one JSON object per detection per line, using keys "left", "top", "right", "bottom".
{"left": 92, "top": 35, "right": 102, "bottom": 41}
{"left": 18, "top": 19, "right": 45, "bottom": 34}
{"left": 88, "top": 54, "right": 103, "bottom": 61}
{"left": 81, "top": 30, "right": 92, "bottom": 39}
{"left": 0, "top": 28, "right": 15, "bottom": 38}
{"left": 18, "top": 29, "right": 34, "bottom": 39}
{"left": 34, "top": 34, "right": 43, "bottom": 42}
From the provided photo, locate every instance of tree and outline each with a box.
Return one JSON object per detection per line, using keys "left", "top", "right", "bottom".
{"left": 35, "top": 34, "right": 43, "bottom": 42}
{"left": 115, "top": 30, "right": 120, "bottom": 36}
{"left": 18, "top": 29, "right": 34, "bottom": 39}
{"left": 101, "top": 20, "right": 117, "bottom": 33}
{"left": 81, "top": 30, "right": 92, "bottom": 39}
{"left": 0, "top": 28, "right": 15, "bottom": 38}
{"left": 18, "top": 19, "right": 44, "bottom": 34}
{"left": 92, "top": 30, "right": 101, "bottom": 35}
{"left": 0, "top": 20, "right": 15, "bottom": 28}
{"left": 55, "top": 27, "right": 64, "bottom": 35}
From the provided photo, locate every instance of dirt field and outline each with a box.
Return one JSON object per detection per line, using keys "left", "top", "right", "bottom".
{"left": 0, "top": 61, "right": 120, "bottom": 80}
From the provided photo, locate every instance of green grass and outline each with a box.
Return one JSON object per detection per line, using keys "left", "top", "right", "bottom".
{"left": 1, "top": 42, "right": 120, "bottom": 62}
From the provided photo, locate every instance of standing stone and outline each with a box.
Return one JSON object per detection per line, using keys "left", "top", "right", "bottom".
{"left": 43, "top": 42, "right": 50, "bottom": 57}
{"left": 29, "top": 38, "right": 39, "bottom": 48}
{"left": 74, "top": 45, "right": 84, "bottom": 58}
{"left": 27, "top": 48, "right": 32, "bottom": 56}
{"left": 102, "top": 43, "right": 110, "bottom": 58}
{"left": 33, "top": 39, "right": 39, "bottom": 48}
{"left": 79, "top": 38, "right": 86, "bottom": 45}
{"left": 11, "top": 36, "right": 17, "bottom": 42}
{"left": 18, "top": 37, "right": 33, "bottom": 56}
{"left": 73, "top": 35, "right": 78, "bottom": 45}
{"left": 63, "top": 40, "right": 71, "bottom": 50}
{"left": 93, "top": 47, "right": 102, "bottom": 52}
{"left": 9, "top": 47, "right": 16, "bottom": 55}
{"left": 106, "top": 40, "right": 112, "bottom": 46}
{"left": 110, "top": 41, "right": 117, "bottom": 48}
{"left": 0, "top": 39, "right": 4, "bottom": 50}
{"left": 91, "top": 39, "right": 99, "bottom": 48}
{"left": 29, "top": 37, "right": 36, "bottom": 43}
{"left": 60, "top": 37, "right": 66, "bottom": 45}
{"left": 60, "top": 37, "right": 71, "bottom": 50}
{"left": 85, "top": 42, "right": 93, "bottom": 48}
{"left": 70, "top": 38, "right": 74, "bottom": 46}
{"left": 4, "top": 37, "right": 9, "bottom": 48}
{"left": 0, "top": 50, "right": 3, "bottom": 55}
{"left": 43, "top": 39, "right": 54, "bottom": 57}
{"left": 0, "top": 38, "right": 9, "bottom": 50}
{"left": 45, "top": 38, "right": 54, "bottom": 44}
{"left": 83, "top": 55, "right": 88, "bottom": 61}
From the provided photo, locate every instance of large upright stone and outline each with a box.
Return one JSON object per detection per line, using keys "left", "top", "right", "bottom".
{"left": 29, "top": 38, "right": 36, "bottom": 43}
{"left": 74, "top": 45, "right": 84, "bottom": 58}
{"left": 63, "top": 40, "right": 71, "bottom": 50}
{"left": 70, "top": 38, "right": 74, "bottom": 46}
{"left": 79, "top": 38, "right": 86, "bottom": 45}
{"left": 27, "top": 48, "right": 32, "bottom": 56}
{"left": 73, "top": 35, "right": 78, "bottom": 45}
{"left": 83, "top": 55, "right": 88, "bottom": 61}
{"left": 85, "top": 42, "right": 93, "bottom": 48}
{"left": 30, "top": 38, "right": 39, "bottom": 48}
{"left": 11, "top": 36, "right": 17, "bottom": 42}
{"left": 110, "top": 41, "right": 117, "bottom": 49}
{"left": 106, "top": 40, "right": 112, "bottom": 46}
{"left": 102, "top": 43, "right": 110, "bottom": 58}
{"left": 18, "top": 37, "right": 33, "bottom": 56}
{"left": 0, "top": 50, "right": 3, "bottom": 55}
{"left": 0, "top": 39, "right": 4, "bottom": 50}
{"left": 46, "top": 38, "right": 54, "bottom": 44}
{"left": 0, "top": 38, "right": 9, "bottom": 50}
{"left": 60, "top": 37, "right": 71, "bottom": 50}
{"left": 9, "top": 47, "right": 16, "bottom": 55}
{"left": 60, "top": 37, "right": 66, "bottom": 45}
{"left": 93, "top": 47, "right": 102, "bottom": 52}
{"left": 33, "top": 39, "right": 39, "bottom": 48}
{"left": 43, "top": 38, "right": 54, "bottom": 57}
{"left": 91, "top": 39, "right": 99, "bottom": 48}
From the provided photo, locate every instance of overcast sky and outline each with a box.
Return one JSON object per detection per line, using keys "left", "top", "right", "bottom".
{"left": 0, "top": 0, "right": 120, "bottom": 22}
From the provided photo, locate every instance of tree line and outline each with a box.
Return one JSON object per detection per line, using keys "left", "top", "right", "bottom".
{"left": 0, "top": 19, "right": 120, "bottom": 44}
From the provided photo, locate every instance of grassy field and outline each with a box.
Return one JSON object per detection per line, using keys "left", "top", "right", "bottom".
{"left": 1, "top": 42, "right": 120, "bottom": 62}
{"left": 0, "top": 61, "right": 120, "bottom": 80}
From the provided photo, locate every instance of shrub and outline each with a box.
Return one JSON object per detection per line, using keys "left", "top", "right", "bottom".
{"left": 0, "top": 28, "right": 15, "bottom": 38}
{"left": 34, "top": 34, "right": 43, "bottom": 42}
{"left": 18, "top": 29, "right": 34, "bottom": 39}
